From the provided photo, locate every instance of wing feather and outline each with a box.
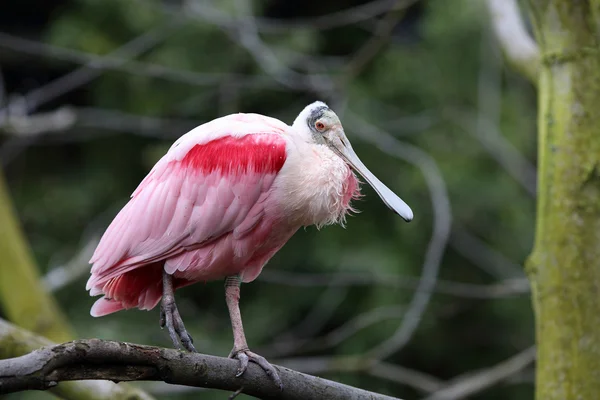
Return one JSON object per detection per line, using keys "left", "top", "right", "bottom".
{"left": 87, "top": 117, "right": 288, "bottom": 293}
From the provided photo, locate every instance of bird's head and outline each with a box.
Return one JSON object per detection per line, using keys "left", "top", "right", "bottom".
{"left": 293, "top": 101, "right": 413, "bottom": 222}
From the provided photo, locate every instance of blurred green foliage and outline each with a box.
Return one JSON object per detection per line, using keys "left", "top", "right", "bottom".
{"left": 1, "top": 0, "right": 537, "bottom": 398}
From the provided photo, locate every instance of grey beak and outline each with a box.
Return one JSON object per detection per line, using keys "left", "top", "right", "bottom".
{"left": 332, "top": 133, "right": 413, "bottom": 222}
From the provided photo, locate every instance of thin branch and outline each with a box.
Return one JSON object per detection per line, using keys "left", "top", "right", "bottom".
{"left": 0, "top": 65, "right": 5, "bottom": 108}
{"left": 445, "top": 108, "right": 537, "bottom": 197}
{"left": 182, "top": 0, "right": 406, "bottom": 33}
{"left": 477, "top": 11, "right": 537, "bottom": 196}
{"left": 186, "top": 0, "right": 334, "bottom": 92}
{"left": 277, "top": 355, "right": 441, "bottom": 394}
{"left": 485, "top": 0, "right": 540, "bottom": 84}
{"left": 283, "top": 276, "right": 348, "bottom": 340}
{"left": 0, "top": 21, "right": 181, "bottom": 165}
{"left": 450, "top": 225, "right": 525, "bottom": 279}
{"left": 0, "top": 338, "right": 401, "bottom": 400}
{"left": 43, "top": 236, "right": 99, "bottom": 292}
{"left": 0, "top": 32, "right": 280, "bottom": 91}
{"left": 0, "top": 107, "right": 77, "bottom": 136}
{"left": 341, "top": 0, "right": 418, "bottom": 85}
{"left": 262, "top": 305, "right": 406, "bottom": 358}
{"left": 369, "top": 362, "right": 444, "bottom": 393}
{"left": 0, "top": 106, "right": 203, "bottom": 142}
{"left": 154, "top": 0, "right": 419, "bottom": 34}
{"left": 344, "top": 112, "right": 452, "bottom": 360}
{"left": 1, "top": 21, "right": 183, "bottom": 117}
{"left": 477, "top": 18, "right": 503, "bottom": 143}
{"left": 260, "top": 270, "right": 529, "bottom": 299}
{"left": 422, "top": 346, "right": 536, "bottom": 400}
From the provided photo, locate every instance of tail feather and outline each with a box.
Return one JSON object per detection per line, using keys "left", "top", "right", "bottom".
{"left": 88, "top": 263, "right": 164, "bottom": 316}
{"left": 90, "top": 297, "right": 127, "bottom": 317}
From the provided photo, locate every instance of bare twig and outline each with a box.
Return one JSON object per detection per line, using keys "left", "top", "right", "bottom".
{"left": 277, "top": 355, "right": 441, "bottom": 394}
{"left": 186, "top": 0, "right": 408, "bottom": 33}
{"left": 341, "top": 0, "right": 418, "bottom": 84}
{"left": 369, "top": 362, "right": 444, "bottom": 393}
{"left": 261, "top": 270, "right": 529, "bottom": 298}
{"left": 422, "top": 346, "right": 536, "bottom": 400}
{"left": 263, "top": 305, "right": 406, "bottom": 358}
{"left": 75, "top": 107, "right": 200, "bottom": 138}
{"left": 485, "top": 0, "right": 539, "bottom": 84}
{"left": 266, "top": 279, "right": 350, "bottom": 356}
{"left": 0, "top": 107, "right": 76, "bottom": 136}
{"left": 228, "top": 387, "right": 244, "bottom": 399}
{"left": 43, "top": 236, "right": 99, "bottom": 292}
{"left": 0, "top": 32, "right": 279, "bottom": 92}
{"left": 477, "top": 19, "right": 503, "bottom": 144}
{"left": 446, "top": 108, "right": 537, "bottom": 197}
{"left": 186, "top": 0, "right": 334, "bottom": 92}
{"left": 0, "top": 66, "right": 5, "bottom": 108}
{"left": 0, "top": 21, "right": 182, "bottom": 165}
{"left": 0, "top": 106, "right": 203, "bottom": 141}
{"left": 0, "top": 337, "right": 401, "bottom": 400}
{"left": 450, "top": 225, "right": 525, "bottom": 279}
{"left": 345, "top": 112, "right": 452, "bottom": 360}
{"left": 4, "top": 20, "right": 183, "bottom": 115}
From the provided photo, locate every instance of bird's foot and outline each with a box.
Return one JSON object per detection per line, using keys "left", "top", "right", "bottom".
{"left": 229, "top": 347, "right": 283, "bottom": 390}
{"left": 159, "top": 294, "right": 197, "bottom": 352}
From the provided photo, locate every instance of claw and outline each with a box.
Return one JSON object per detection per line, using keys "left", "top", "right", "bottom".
{"left": 234, "top": 352, "right": 249, "bottom": 377}
{"left": 160, "top": 293, "right": 197, "bottom": 352}
{"left": 159, "top": 308, "right": 166, "bottom": 328}
{"left": 160, "top": 271, "right": 197, "bottom": 353}
{"left": 230, "top": 349, "right": 283, "bottom": 390}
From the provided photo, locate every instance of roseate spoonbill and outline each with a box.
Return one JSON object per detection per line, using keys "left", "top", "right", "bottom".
{"left": 87, "top": 101, "right": 412, "bottom": 387}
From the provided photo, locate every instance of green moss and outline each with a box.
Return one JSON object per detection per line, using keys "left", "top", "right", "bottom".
{"left": 527, "top": 1, "right": 600, "bottom": 398}
{"left": 0, "top": 168, "right": 74, "bottom": 343}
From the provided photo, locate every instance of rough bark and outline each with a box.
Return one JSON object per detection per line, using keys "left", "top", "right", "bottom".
{"left": 0, "top": 319, "right": 153, "bottom": 400}
{"left": 0, "top": 335, "right": 401, "bottom": 400}
{"left": 525, "top": 1, "right": 600, "bottom": 399}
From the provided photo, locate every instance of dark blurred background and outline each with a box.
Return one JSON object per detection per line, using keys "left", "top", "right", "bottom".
{"left": 0, "top": 0, "right": 537, "bottom": 399}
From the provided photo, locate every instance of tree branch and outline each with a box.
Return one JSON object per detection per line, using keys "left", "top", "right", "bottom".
{"left": 340, "top": 0, "right": 418, "bottom": 85}
{"left": 422, "top": 346, "right": 536, "bottom": 400}
{"left": 485, "top": 0, "right": 540, "bottom": 84}
{"left": 0, "top": 319, "right": 153, "bottom": 400}
{"left": 0, "top": 338, "right": 401, "bottom": 400}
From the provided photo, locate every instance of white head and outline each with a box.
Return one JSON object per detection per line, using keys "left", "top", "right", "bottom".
{"left": 292, "top": 101, "right": 413, "bottom": 222}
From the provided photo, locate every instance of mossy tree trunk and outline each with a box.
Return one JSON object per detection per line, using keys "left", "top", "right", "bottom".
{"left": 0, "top": 167, "right": 74, "bottom": 343}
{"left": 526, "top": 1, "right": 600, "bottom": 398}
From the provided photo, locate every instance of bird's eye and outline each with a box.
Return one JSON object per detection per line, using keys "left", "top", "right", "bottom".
{"left": 315, "top": 121, "right": 326, "bottom": 131}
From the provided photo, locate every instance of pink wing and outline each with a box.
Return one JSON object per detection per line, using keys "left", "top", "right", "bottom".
{"left": 86, "top": 114, "right": 289, "bottom": 310}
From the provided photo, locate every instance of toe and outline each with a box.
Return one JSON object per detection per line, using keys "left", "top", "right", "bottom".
{"left": 181, "top": 337, "right": 197, "bottom": 353}
{"left": 171, "top": 308, "right": 197, "bottom": 353}
{"left": 166, "top": 314, "right": 180, "bottom": 347}
{"left": 159, "top": 309, "right": 166, "bottom": 328}
{"left": 235, "top": 352, "right": 249, "bottom": 377}
{"left": 246, "top": 351, "right": 283, "bottom": 390}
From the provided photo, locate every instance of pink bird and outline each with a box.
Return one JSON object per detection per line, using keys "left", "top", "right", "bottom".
{"left": 87, "top": 101, "right": 413, "bottom": 386}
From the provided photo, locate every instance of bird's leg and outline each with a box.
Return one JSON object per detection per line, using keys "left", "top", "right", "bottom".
{"left": 159, "top": 270, "right": 197, "bottom": 352}
{"left": 225, "top": 275, "right": 283, "bottom": 389}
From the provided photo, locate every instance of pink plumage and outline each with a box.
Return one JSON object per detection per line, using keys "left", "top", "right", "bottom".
{"left": 86, "top": 102, "right": 413, "bottom": 386}
{"left": 87, "top": 111, "right": 359, "bottom": 317}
